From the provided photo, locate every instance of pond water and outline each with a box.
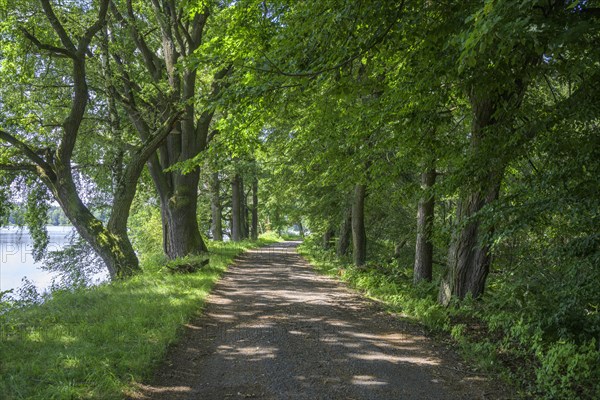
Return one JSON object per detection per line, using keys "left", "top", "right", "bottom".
{"left": 0, "top": 226, "right": 77, "bottom": 294}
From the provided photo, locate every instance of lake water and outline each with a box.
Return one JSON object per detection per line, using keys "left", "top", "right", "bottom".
{"left": 0, "top": 226, "right": 81, "bottom": 294}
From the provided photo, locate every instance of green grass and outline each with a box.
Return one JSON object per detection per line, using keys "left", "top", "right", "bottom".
{"left": 0, "top": 236, "right": 279, "bottom": 400}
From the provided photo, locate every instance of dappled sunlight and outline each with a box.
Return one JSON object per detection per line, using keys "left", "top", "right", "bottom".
{"left": 136, "top": 242, "right": 489, "bottom": 399}
{"left": 349, "top": 350, "right": 441, "bottom": 366}
{"left": 217, "top": 344, "right": 279, "bottom": 362}
{"left": 205, "top": 312, "right": 237, "bottom": 320}
{"left": 135, "top": 384, "right": 193, "bottom": 395}
{"left": 351, "top": 375, "right": 389, "bottom": 386}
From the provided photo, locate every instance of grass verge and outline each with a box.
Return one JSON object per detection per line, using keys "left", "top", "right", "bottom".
{"left": 0, "top": 235, "right": 279, "bottom": 400}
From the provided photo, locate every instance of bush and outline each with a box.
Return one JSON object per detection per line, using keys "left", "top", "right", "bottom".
{"left": 535, "top": 340, "right": 600, "bottom": 400}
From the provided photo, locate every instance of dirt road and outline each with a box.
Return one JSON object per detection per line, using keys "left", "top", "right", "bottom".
{"left": 134, "top": 242, "right": 507, "bottom": 399}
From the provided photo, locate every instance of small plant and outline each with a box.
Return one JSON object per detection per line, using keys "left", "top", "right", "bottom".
{"left": 165, "top": 255, "right": 210, "bottom": 274}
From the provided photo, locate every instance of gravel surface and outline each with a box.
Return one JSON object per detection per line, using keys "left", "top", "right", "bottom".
{"left": 132, "top": 241, "right": 510, "bottom": 400}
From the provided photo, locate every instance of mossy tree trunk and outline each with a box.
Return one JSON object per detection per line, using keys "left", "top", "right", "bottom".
{"left": 0, "top": 0, "right": 177, "bottom": 278}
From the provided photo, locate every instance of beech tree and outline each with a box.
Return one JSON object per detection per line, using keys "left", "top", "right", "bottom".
{"left": 438, "top": 0, "right": 598, "bottom": 304}
{"left": 104, "top": 0, "right": 232, "bottom": 258}
{"left": 0, "top": 0, "right": 178, "bottom": 278}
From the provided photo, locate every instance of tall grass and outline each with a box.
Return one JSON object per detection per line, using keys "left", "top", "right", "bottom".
{"left": 0, "top": 237, "right": 279, "bottom": 399}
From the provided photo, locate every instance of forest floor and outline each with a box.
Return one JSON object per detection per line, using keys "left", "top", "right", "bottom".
{"left": 131, "top": 241, "right": 511, "bottom": 400}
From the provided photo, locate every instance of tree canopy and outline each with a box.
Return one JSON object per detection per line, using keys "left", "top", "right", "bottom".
{"left": 1, "top": 1, "right": 599, "bottom": 397}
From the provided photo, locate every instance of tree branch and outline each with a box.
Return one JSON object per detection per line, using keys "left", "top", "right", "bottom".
{"left": 19, "top": 27, "right": 72, "bottom": 58}
{"left": 40, "top": 0, "right": 77, "bottom": 55}
{"left": 136, "top": 111, "right": 182, "bottom": 163}
{"left": 0, "top": 130, "right": 53, "bottom": 171}
{"left": 80, "top": 0, "right": 110, "bottom": 53}
{"left": 110, "top": 0, "right": 163, "bottom": 81}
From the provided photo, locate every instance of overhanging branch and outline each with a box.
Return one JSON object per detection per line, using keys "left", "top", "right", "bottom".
{"left": 0, "top": 129, "right": 55, "bottom": 177}
{"left": 19, "top": 27, "right": 72, "bottom": 58}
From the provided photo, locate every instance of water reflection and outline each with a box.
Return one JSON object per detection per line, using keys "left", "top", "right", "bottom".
{"left": 1, "top": 226, "right": 75, "bottom": 293}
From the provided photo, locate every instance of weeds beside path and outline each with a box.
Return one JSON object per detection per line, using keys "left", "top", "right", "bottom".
{"left": 133, "top": 241, "right": 508, "bottom": 400}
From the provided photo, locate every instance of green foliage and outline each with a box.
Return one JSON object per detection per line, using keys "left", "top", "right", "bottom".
{"left": 23, "top": 181, "right": 50, "bottom": 261}
{"left": 535, "top": 340, "right": 600, "bottom": 400}
{"left": 129, "top": 197, "right": 166, "bottom": 271}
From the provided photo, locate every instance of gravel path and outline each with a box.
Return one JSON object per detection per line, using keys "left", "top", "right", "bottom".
{"left": 133, "top": 242, "right": 508, "bottom": 400}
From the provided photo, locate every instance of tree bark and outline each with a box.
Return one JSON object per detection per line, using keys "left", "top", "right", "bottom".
{"left": 439, "top": 95, "right": 503, "bottom": 305}
{"left": 210, "top": 171, "right": 223, "bottom": 241}
{"left": 439, "top": 182, "right": 501, "bottom": 305}
{"left": 414, "top": 168, "right": 436, "bottom": 284}
{"left": 241, "top": 177, "right": 249, "bottom": 239}
{"left": 109, "top": 4, "right": 230, "bottom": 259}
{"left": 323, "top": 226, "right": 335, "bottom": 250}
{"left": 352, "top": 184, "right": 367, "bottom": 267}
{"left": 251, "top": 177, "right": 258, "bottom": 240}
{"left": 159, "top": 172, "right": 208, "bottom": 257}
{"left": 337, "top": 206, "right": 352, "bottom": 257}
{"left": 231, "top": 174, "right": 242, "bottom": 242}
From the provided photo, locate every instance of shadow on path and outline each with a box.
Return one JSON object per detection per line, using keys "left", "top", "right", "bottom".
{"left": 132, "top": 242, "right": 507, "bottom": 400}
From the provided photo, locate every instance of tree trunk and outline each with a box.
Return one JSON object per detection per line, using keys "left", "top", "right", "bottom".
{"left": 110, "top": 6, "right": 229, "bottom": 260}
{"left": 352, "top": 184, "right": 367, "bottom": 267}
{"left": 150, "top": 167, "right": 208, "bottom": 259}
{"left": 241, "top": 177, "right": 249, "bottom": 239}
{"left": 231, "top": 174, "right": 242, "bottom": 242}
{"left": 337, "top": 206, "right": 352, "bottom": 257}
{"left": 210, "top": 171, "right": 223, "bottom": 241}
{"left": 414, "top": 168, "right": 436, "bottom": 284}
{"left": 323, "top": 226, "right": 335, "bottom": 250}
{"left": 251, "top": 178, "right": 258, "bottom": 240}
{"left": 438, "top": 183, "right": 501, "bottom": 305}
{"left": 49, "top": 171, "right": 140, "bottom": 279}
{"left": 439, "top": 95, "right": 503, "bottom": 305}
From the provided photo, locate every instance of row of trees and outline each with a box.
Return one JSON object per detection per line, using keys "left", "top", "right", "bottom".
{"left": 2, "top": 205, "right": 69, "bottom": 226}
{"left": 238, "top": 0, "right": 599, "bottom": 307}
{"left": 1, "top": 1, "right": 598, "bottom": 311}
{"left": 0, "top": 0, "right": 259, "bottom": 277}
{"left": 1, "top": 2, "right": 596, "bottom": 395}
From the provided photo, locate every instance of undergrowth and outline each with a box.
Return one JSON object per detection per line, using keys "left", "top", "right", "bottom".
{"left": 0, "top": 235, "right": 280, "bottom": 400}
{"left": 298, "top": 239, "right": 600, "bottom": 400}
